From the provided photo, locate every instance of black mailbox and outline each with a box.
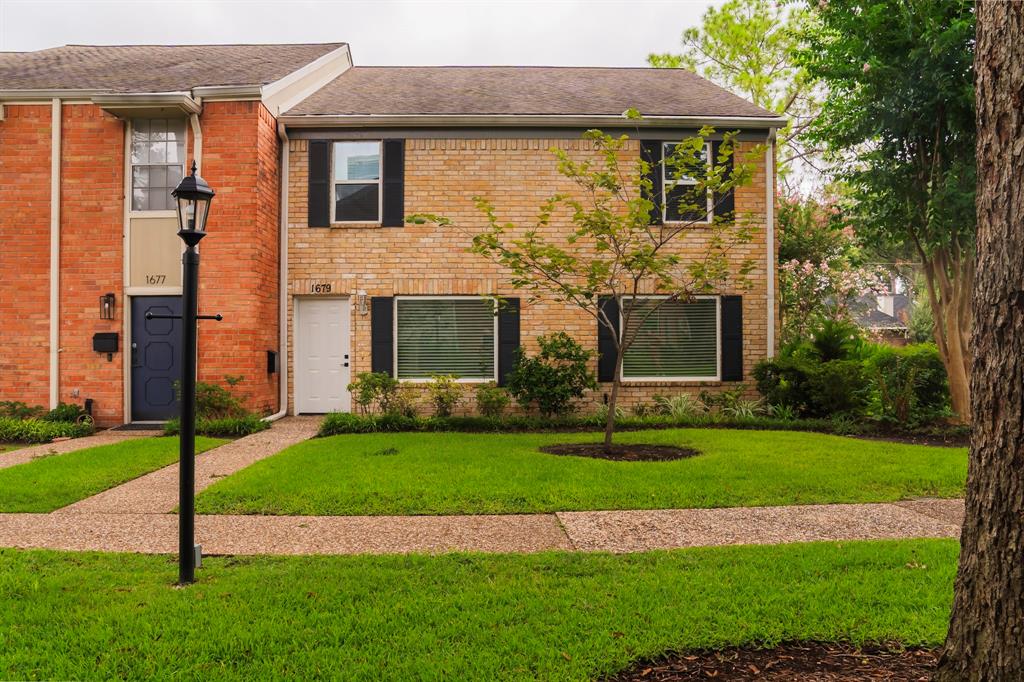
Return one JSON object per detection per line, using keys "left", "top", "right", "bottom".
{"left": 267, "top": 350, "right": 278, "bottom": 374}
{"left": 93, "top": 332, "right": 118, "bottom": 354}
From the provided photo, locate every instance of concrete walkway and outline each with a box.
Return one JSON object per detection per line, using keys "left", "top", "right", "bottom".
{"left": 59, "top": 416, "right": 322, "bottom": 514}
{"left": 0, "top": 429, "right": 151, "bottom": 471}
{"left": 0, "top": 499, "right": 963, "bottom": 556}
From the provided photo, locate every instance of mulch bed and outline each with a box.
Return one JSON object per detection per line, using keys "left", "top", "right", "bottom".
{"left": 538, "top": 443, "right": 699, "bottom": 462}
{"left": 609, "top": 642, "right": 939, "bottom": 681}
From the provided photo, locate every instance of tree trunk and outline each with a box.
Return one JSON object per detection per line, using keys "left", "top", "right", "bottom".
{"left": 603, "top": 365, "right": 621, "bottom": 453}
{"left": 935, "top": 3, "right": 1024, "bottom": 678}
{"left": 922, "top": 255, "right": 973, "bottom": 422}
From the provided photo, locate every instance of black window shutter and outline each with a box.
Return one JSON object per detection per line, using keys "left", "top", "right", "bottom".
{"left": 597, "top": 295, "right": 620, "bottom": 382}
{"left": 381, "top": 139, "right": 405, "bottom": 227}
{"left": 371, "top": 297, "right": 394, "bottom": 376}
{"left": 640, "top": 140, "right": 663, "bottom": 225}
{"left": 720, "top": 295, "right": 743, "bottom": 381}
{"left": 308, "top": 140, "right": 331, "bottom": 228}
{"left": 497, "top": 298, "right": 520, "bottom": 386}
{"left": 711, "top": 140, "right": 735, "bottom": 222}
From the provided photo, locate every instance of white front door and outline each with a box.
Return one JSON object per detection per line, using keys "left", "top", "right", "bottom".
{"left": 296, "top": 297, "right": 351, "bottom": 413}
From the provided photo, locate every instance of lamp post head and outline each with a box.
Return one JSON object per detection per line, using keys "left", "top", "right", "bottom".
{"left": 172, "top": 161, "right": 215, "bottom": 247}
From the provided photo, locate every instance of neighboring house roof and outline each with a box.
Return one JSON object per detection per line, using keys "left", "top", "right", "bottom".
{"left": 856, "top": 293, "right": 911, "bottom": 331}
{"left": 284, "top": 66, "right": 778, "bottom": 119}
{"left": 0, "top": 43, "right": 345, "bottom": 93}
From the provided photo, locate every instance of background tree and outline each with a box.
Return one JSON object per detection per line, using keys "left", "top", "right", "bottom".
{"left": 936, "top": 2, "right": 1024, "bottom": 677}
{"left": 414, "top": 121, "right": 760, "bottom": 450}
{"left": 777, "top": 192, "right": 886, "bottom": 343}
{"left": 798, "top": 0, "right": 976, "bottom": 421}
{"left": 649, "top": 0, "right": 820, "bottom": 190}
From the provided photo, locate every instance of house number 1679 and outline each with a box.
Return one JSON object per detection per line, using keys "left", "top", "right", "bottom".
{"left": 311, "top": 282, "right": 332, "bottom": 294}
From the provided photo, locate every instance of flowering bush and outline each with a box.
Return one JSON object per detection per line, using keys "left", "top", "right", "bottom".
{"left": 777, "top": 193, "right": 888, "bottom": 343}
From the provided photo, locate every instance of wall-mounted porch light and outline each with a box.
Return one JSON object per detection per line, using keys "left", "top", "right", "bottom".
{"left": 100, "top": 293, "right": 116, "bottom": 320}
{"left": 357, "top": 290, "right": 368, "bottom": 315}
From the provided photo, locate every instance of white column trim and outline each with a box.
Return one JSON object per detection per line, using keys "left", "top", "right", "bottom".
{"left": 49, "top": 98, "right": 61, "bottom": 408}
{"left": 765, "top": 130, "right": 776, "bottom": 358}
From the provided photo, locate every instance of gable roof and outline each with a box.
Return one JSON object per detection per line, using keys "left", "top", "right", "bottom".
{"left": 284, "top": 66, "right": 778, "bottom": 120}
{"left": 0, "top": 43, "right": 345, "bottom": 93}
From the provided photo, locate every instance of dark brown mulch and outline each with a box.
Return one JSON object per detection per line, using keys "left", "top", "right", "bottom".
{"left": 538, "top": 443, "right": 699, "bottom": 462}
{"left": 609, "top": 642, "right": 939, "bottom": 681}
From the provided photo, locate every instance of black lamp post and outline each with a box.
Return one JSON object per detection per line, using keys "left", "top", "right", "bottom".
{"left": 171, "top": 161, "right": 215, "bottom": 585}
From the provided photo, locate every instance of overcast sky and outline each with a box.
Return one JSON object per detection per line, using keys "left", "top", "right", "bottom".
{"left": 0, "top": 0, "right": 718, "bottom": 66}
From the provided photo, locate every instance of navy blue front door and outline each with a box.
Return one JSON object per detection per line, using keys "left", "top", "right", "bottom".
{"left": 131, "top": 296, "right": 182, "bottom": 421}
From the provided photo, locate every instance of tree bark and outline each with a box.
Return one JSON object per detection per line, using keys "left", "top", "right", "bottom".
{"left": 921, "top": 257, "right": 973, "bottom": 422}
{"left": 936, "top": 2, "right": 1024, "bottom": 678}
{"left": 603, "top": 361, "right": 621, "bottom": 453}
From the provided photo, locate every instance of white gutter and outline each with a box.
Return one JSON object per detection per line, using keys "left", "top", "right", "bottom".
{"left": 264, "top": 120, "right": 290, "bottom": 422}
{"left": 276, "top": 113, "right": 789, "bottom": 129}
{"left": 765, "top": 129, "right": 776, "bottom": 358}
{"left": 49, "top": 98, "right": 61, "bottom": 408}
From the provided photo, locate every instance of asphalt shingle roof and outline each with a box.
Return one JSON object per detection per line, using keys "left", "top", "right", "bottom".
{"left": 0, "top": 43, "right": 344, "bottom": 93}
{"left": 284, "top": 66, "right": 776, "bottom": 118}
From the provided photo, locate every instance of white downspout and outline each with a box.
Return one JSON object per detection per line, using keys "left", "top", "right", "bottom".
{"left": 49, "top": 98, "right": 61, "bottom": 408}
{"left": 264, "top": 120, "right": 289, "bottom": 422}
{"left": 765, "top": 129, "right": 776, "bottom": 358}
{"left": 189, "top": 112, "right": 202, "bottom": 170}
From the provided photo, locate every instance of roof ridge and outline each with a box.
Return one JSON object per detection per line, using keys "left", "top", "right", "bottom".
{"left": 57, "top": 42, "right": 346, "bottom": 48}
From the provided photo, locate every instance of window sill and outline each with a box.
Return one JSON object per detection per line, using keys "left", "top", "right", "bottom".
{"left": 613, "top": 379, "right": 725, "bottom": 387}
{"left": 330, "top": 221, "right": 382, "bottom": 230}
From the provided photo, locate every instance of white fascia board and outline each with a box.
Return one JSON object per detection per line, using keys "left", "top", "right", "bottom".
{"left": 277, "top": 113, "right": 789, "bottom": 130}
{"left": 0, "top": 88, "right": 104, "bottom": 100}
{"left": 91, "top": 92, "right": 202, "bottom": 115}
{"left": 264, "top": 44, "right": 352, "bottom": 116}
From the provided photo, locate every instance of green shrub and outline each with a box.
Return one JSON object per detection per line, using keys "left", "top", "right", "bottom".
{"left": 506, "top": 333, "right": 596, "bottom": 417}
{"left": 475, "top": 383, "right": 511, "bottom": 418}
{"left": 164, "top": 414, "right": 269, "bottom": 438}
{"left": 320, "top": 412, "right": 378, "bottom": 435}
{"left": 808, "top": 319, "right": 863, "bottom": 361}
{"left": 654, "top": 394, "right": 706, "bottom": 419}
{"left": 426, "top": 375, "right": 463, "bottom": 417}
{"left": 175, "top": 381, "right": 246, "bottom": 420}
{"left": 867, "top": 343, "right": 949, "bottom": 424}
{"left": 595, "top": 403, "right": 627, "bottom": 422}
{"left": 804, "top": 360, "right": 868, "bottom": 417}
{"left": 0, "top": 401, "right": 45, "bottom": 420}
{"left": 42, "top": 402, "right": 89, "bottom": 423}
{"left": 347, "top": 372, "right": 402, "bottom": 415}
{"left": 0, "top": 416, "right": 94, "bottom": 443}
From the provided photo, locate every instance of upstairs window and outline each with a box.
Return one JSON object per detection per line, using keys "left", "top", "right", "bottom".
{"left": 131, "top": 119, "right": 186, "bottom": 211}
{"left": 333, "top": 141, "right": 381, "bottom": 222}
{"left": 662, "top": 141, "right": 712, "bottom": 223}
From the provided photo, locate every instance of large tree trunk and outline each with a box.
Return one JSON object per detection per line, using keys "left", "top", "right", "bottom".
{"left": 935, "top": 3, "right": 1024, "bottom": 678}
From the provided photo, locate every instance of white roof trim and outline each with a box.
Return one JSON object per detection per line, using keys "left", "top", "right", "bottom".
{"left": 91, "top": 91, "right": 202, "bottom": 115}
{"left": 278, "top": 113, "right": 788, "bottom": 129}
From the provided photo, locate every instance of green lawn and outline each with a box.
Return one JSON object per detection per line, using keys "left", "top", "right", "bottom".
{"left": 0, "top": 436, "right": 226, "bottom": 512}
{"left": 195, "top": 429, "right": 966, "bottom": 516}
{"left": 0, "top": 539, "right": 955, "bottom": 680}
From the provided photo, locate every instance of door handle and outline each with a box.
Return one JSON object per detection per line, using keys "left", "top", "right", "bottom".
{"left": 131, "top": 342, "right": 140, "bottom": 368}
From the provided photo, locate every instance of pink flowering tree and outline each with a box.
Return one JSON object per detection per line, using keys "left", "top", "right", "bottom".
{"left": 777, "top": 192, "right": 887, "bottom": 343}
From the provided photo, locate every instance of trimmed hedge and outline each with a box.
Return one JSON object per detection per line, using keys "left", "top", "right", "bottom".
{"left": 0, "top": 417, "right": 95, "bottom": 444}
{"left": 164, "top": 414, "right": 269, "bottom": 438}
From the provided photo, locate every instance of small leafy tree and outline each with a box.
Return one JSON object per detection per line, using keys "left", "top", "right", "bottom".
{"left": 412, "top": 118, "right": 760, "bottom": 450}
{"left": 426, "top": 374, "right": 463, "bottom": 417}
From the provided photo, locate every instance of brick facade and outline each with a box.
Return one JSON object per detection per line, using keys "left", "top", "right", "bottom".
{"left": 0, "top": 105, "right": 52, "bottom": 409}
{"left": 287, "top": 135, "right": 778, "bottom": 414}
{"left": 0, "top": 101, "right": 281, "bottom": 426}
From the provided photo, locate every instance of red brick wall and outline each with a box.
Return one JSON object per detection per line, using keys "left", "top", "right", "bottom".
{"left": 0, "top": 105, "right": 52, "bottom": 409}
{"left": 57, "top": 105, "right": 125, "bottom": 425}
{"left": 196, "top": 101, "right": 279, "bottom": 414}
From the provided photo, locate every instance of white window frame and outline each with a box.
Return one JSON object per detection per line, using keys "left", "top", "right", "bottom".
{"left": 129, "top": 118, "right": 187, "bottom": 216}
{"left": 661, "top": 141, "right": 713, "bottom": 224}
{"left": 393, "top": 295, "right": 499, "bottom": 383}
{"left": 620, "top": 294, "right": 721, "bottom": 382}
{"left": 330, "top": 140, "right": 383, "bottom": 224}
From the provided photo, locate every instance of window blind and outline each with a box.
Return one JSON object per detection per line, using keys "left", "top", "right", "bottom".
{"left": 396, "top": 299, "right": 495, "bottom": 379}
{"left": 622, "top": 298, "right": 719, "bottom": 379}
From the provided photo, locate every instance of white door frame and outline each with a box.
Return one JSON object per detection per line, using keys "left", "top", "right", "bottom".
{"left": 295, "top": 296, "right": 351, "bottom": 414}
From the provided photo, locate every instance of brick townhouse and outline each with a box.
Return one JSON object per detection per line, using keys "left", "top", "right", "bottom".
{"left": 0, "top": 44, "right": 783, "bottom": 425}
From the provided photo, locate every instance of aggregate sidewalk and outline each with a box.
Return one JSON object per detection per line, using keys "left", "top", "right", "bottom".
{"left": 0, "top": 499, "right": 963, "bottom": 556}
{"left": 0, "top": 429, "right": 150, "bottom": 471}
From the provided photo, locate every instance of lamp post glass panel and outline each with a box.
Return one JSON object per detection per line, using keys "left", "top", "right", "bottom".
{"left": 171, "top": 161, "right": 214, "bottom": 585}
